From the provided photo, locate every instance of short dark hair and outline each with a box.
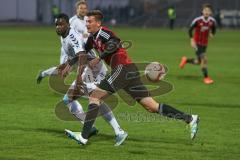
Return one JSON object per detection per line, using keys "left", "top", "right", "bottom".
{"left": 87, "top": 10, "right": 104, "bottom": 22}
{"left": 56, "top": 13, "right": 69, "bottom": 23}
{"left": 202, "top": 3, "right": 213, "bottom": 11}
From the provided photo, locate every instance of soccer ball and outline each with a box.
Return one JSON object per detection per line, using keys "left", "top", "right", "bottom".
{"left": 145, "top": 62, "right": 166, "bottom": 82}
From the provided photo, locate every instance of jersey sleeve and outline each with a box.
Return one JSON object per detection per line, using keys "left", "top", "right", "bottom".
{"left": 69, "top": 17, "right": 74, "bottom": 24}
{"left": 60, "top": 47, "right": 68, "bottom": 64}
{"left": 97, "top": 29, "right": 121, "bottom": 59}
{"left": 99, "top": 29, "right": 121, "bottom": 49}
{"left": 99, "top": 29, "right": 118, "bottom": 43}
{"left": 69, "top": 32, "right": 85, "bottom": 54}
{"left": 188, "top": 18, "right": 198, "bottom": 38}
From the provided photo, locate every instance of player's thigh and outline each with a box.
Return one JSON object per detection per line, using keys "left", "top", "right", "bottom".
{"left": 66, "top": 81, "right": 85, "bottom": 101}
{"left": 89, "top": 86, "right": 109, "bottom": 104}
{"left": 97, "top": 64, "right": 129, "bottom": 93}
{"left": 124, "top": 79, "right": 150, "bottom": 102}
{"left": 196, "top": 45, "right": 207, "bottom": 63}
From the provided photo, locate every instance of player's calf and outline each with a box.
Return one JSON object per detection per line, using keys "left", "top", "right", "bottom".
{"left": 179, "top": 57, "right": 199, "bottom": 68}
{"left": 139, "top": 97, "right": 159, "bottom": 113}
{"left": 63, "top": 94, "right": 86, "bottom": 121}
{"left": 139, "top": 97, "right": 192, "bottom": 123}
{"left": 187, "top": 58, "right": 200, "bottom": 65}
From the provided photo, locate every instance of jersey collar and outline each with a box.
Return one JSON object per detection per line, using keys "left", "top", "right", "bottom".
{"left": 201, "top": 16, "right": 210, "bottom": 22}
{"left": 61, "top": 27, "right": 70, "bottom": 39}
{"left": 77, "top": 15, "right": 85, "bottom": 20}
{"left": 92, "top": 27, "right": 102, "bottom": 40}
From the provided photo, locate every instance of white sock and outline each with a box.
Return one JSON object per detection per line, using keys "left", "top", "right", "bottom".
{"left": 67, "top": 100, "right": 85, "bottom": 123}
{"left": 99, "top": 104, "right": 124, "bottom": 135}
{"left": 41, "top": 67, "right": 58, "bottom": 77}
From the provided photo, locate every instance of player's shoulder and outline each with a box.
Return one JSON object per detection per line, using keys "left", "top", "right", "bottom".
{"left": 192, "top": 16, "right": 203, "bottom": 23}
{"left": 101, "top": 26, "right": 112, "bottom": 32}
{"left": 69, "top": 15, "right": 78, "bottom": 24}
{"left": 99, "top": 26, "right": 116, "bottom": 40}
{"left": 84, "top": 16, "right": 88, "bottom": 22}
{"left": 69, "top": 27, "right": 79, "bottom": 36}
{"left": 68, "top": 28, "right": 83, "bottom": 42}
{"left": 209, "top": 16, "right": 217, "bottom": 23}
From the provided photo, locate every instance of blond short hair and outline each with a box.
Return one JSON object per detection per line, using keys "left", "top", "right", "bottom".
{"left": 75, "top": 0, "right": 87, "bottom": 8}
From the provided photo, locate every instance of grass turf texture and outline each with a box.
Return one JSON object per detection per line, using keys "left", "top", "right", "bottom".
{"left": 0, "top": 26, "right": 239, "bottom": 160}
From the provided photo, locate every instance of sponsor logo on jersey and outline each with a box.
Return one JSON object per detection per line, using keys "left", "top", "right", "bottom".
{"left": 201, "top": 26, "right": 209, "bottom": 32}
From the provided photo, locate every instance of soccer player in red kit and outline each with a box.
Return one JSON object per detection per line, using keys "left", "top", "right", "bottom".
{"left": 179, "top": 4, "right": 217, "bottom": 84}
{"left": 61, "top": 10, "right": 200, "bottom": 145}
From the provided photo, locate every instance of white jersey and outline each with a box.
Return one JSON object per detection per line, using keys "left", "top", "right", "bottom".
{"left": 59, "top": 17, "right": 108, "bottom": 93}
{"left": 69, "top": 15, "right": 108, "bottom": 87}
{"left": 69, "top": 15, "right": 88, "bottom": 42}
{"left": 60, "top": 28, "right": 85, "bottom": 64}
{"left": 59, "top": 28, "right": 107, "bottom": 84}
{"left": 60, "top": 47, "right": 68, "bottom": 64}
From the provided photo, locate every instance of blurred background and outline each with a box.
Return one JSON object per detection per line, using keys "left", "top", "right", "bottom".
{"left": 0, "top": 0, "right": 239, "bottom": 28}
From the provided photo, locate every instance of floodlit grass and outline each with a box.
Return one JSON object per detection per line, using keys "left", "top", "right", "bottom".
{"left": 0, "top": 26, "right": 239, "bottom": 160}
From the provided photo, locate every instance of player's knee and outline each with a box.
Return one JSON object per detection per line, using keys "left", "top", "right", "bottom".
{"left": 63, "top": 94, "right": 72, "bottom": 105}
{"left": 203, "top": 57, "right": 208, "bottom": 64}
{"left": 200, "top": 58, "right": 207, "bottom": 67}
{"left": 146, "top": 107, "right": 157, "bottom": 113}
{"left": 196, "top": 58, "right": 201, "bottom": 64}
{"left": 89, "top": 96, "right": 100, "bottom": 105}
{"left": 140, "top": 97, "right": 158, "bottom": 113}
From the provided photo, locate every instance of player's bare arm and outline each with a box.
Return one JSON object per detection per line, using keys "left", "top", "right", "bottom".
{"left": 210, "top": 22, "right": 217, "bottom": 38}
{"left": 60, "top": 51, "right": 86, "bottom": 78}
{"left": 189, "top": 23, "right": 197, "bottom": 49}
{"left": 76, "top": 52, "right": 88, "bottom": 87}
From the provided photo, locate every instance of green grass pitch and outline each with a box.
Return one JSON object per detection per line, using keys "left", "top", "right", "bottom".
{"left": 0, "top": 26, "right": 239, "bottom": 160}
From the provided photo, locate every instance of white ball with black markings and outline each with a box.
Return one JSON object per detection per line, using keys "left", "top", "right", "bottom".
{"left": 145, "top": 62, "right": 166, "bottom": 82}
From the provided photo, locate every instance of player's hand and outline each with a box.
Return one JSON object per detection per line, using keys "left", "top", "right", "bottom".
{"left": 57, "top": 63, "right": 67, "bottom": 70}
{"left": 57, "top": 63, "right": 67, "bottom": 75}
{"left": 89, "top": 58, "right": 101, "bottom": 69}
{"left": 61, "top": 64, "right": 72, "bottom": 78}
{"left": 209, "top": 33, "right": 214, "bottom": 38}
{"left": 190, "top": 38, "right": 197, "bottom": 49}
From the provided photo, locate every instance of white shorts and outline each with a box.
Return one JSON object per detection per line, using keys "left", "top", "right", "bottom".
{"left": 68, "top": 80, "right": 96, "bottom": 96}
{"left": 69, "top": 63, "right": 107, "bottom": 96}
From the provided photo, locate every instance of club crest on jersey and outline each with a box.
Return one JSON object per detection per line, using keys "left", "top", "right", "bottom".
{"left": 201, "top": 26, "right": 209, "bottom": 32}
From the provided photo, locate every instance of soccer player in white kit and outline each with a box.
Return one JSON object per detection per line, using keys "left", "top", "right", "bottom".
{"left": 36, "top": 1, "right": 89, "bottom": 82}
{"left": 36, "top": 1, "right": 88, "bottom": 90}
{"left": 69, "top": 1, "right": 89, "bottom": 40}
{"left": 37, "top": 12, "right": 127, "bottom": 146}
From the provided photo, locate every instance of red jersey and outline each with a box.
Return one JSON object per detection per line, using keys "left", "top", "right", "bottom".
{"left": 189, "top": 16, "right": 217, "bottom": 46}
{"left": 86, "top": 26, "right": 132, "bottom": 68}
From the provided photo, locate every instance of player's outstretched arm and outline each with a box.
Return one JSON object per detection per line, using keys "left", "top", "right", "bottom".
{"left": 190, "top": 38, "right": 197, "bottom": 49}
{"left": 188, "top": 20, "right": 197, "bottom": 49}
{"left": 210, "top": 22, "right": 217, "bottom": 38}
{"left": 60, "top": 51, "right": 86, "bottom": 78}
{"left": 76, "top": 52, "right": 88, "bottom": 88}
